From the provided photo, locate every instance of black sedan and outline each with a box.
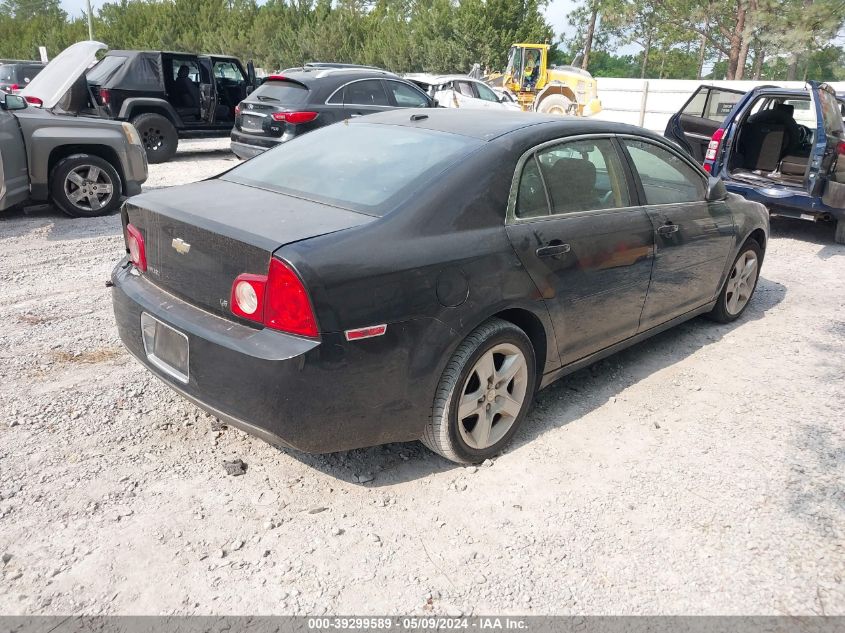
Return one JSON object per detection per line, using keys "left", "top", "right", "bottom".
{"left": 112, "top": 110, "right": 769, "bottom": 464}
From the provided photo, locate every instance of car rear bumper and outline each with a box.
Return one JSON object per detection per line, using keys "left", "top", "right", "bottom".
{"left": 111, "top": 260, "right": 444, "bottom": 453}
{"left": 724, "top": 180, "right": 845, "bottom": 222}
{"left": 230, "top": 129, "right": 284, "bottom": 159}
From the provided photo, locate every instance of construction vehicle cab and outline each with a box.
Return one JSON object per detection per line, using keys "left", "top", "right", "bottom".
{"left": 501, "top": 43, "right": 601, "bottom": 117}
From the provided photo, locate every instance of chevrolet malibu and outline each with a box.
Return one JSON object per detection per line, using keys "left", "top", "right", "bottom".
{"left": 111, "top": 110, "right": 769, "bottom": 464}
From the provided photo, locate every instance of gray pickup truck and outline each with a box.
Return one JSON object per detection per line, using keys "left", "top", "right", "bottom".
{"left": 1, "top": 42, "right": 147, "bottom": 218}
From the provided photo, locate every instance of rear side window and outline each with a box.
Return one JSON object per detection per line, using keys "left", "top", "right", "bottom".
{"left": 253, "top": 79, "right": 310, "bottom": 105}
{"left": 86, "top": 56, "right": 127, "bottom": 85}
{"left": 341, "top": 80, "right": 389, "bottom": 106}
{"left": 221, "top": 123, "right": 483, "bottom": 215}
{"left": 623, "top": 139, "right": 705, "bottom": 205}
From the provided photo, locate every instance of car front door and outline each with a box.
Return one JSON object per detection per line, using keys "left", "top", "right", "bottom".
{"left": 506, "top": 136, "right": 656, "bottom": 365}
{"left": 619, "top": 137, "right": 735, "bottom": 329}
{"left": 383, "top": 79, "right": 432, "bottom": 109}
{"left": 0, "top": 105, "right": 29, "bottom": 211}
{"left": 665, "top": 85, "right": 744, "bottom": 162}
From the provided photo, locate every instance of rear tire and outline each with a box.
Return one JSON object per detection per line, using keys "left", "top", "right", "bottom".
{"left": 537, "top": 94, "right": 574, "bottom": 116}
{"left": 421, "top": 318, "right": 537, "bottom": 464}
{"left": 131, "top": 113, "right": 178, "bottom": 164}
{"left": 835, "top": 219, "right": 845, "bottom": 245}
{"left": 708, "top": 239, "right": 762, "bottom": 323}
{"left": 50, "top": 154, "right": 122, "bottom": 218}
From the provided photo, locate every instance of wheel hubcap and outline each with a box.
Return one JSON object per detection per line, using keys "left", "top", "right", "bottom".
{"left": 457, "top": 343, "right": 528, "bottom": 450}
{"left": 64, "top": 165, "right": 114, "bottom": 212}
{"left": 725, "top": 250, "right": 758, "bottom": 315}
{"left": 142, "top": 128, "right": 164, "bottom": 151}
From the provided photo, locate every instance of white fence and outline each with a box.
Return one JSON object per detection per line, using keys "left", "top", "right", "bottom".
{"left": 591, "top": 78, "right": 845, "bottom": 132}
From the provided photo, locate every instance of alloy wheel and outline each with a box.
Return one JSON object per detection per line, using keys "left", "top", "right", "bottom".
{"left": 725, "top": 250, "right": 758, "bottom": 315}
{"left": 64, "top": 165, "right": 115, "bottom": 213}
{"left": 457, "top": 343, "right": 529, "bottom": 450}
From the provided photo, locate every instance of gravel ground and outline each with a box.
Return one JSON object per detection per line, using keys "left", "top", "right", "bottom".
{"left": 0, "top": 137, "right": 843, "bottom": 616}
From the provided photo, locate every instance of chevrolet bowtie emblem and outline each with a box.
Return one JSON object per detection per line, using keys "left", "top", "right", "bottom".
{"left": 171, "top": 238, "right": 191, "bottom": 254}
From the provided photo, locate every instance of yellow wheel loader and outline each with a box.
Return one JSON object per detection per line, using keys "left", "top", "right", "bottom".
{"left": 485, "top": 43, "right": 601, "bottom": 117}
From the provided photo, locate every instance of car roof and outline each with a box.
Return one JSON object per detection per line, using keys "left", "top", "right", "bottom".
{"left": 277, "top": 67, "right": 400, "bottom": 82}
{"left": 358, "top": 108, "right": 663, "bottom": 142}
{"left": 405, "top": 73, "right": 481, "bottom": 85}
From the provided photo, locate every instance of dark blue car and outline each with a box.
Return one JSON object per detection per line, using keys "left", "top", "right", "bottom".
{"left": 666, "top": 81, "right": 845, "bottom": 243}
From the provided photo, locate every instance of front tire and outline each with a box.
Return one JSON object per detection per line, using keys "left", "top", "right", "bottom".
{"left": 537, "top": 94, "right": 574, "bottom": 116}
{"left": 50, "top": 154, "right": 122, "bottom": 218}
{"left": 131, "top": 113, "right": 178, "bottom": 164}
{"left": 421, "top": 318, "right": 537, "bottom": 464}
{"left": 708, "top": 239, "right": 762, "bottom": 323}
{"left": 835, "top": 219, "right": 845, "bottom": 245}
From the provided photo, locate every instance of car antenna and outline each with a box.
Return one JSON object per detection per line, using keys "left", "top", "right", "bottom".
{"left": 410, "top": 113, "right": 428, "bottom": 121}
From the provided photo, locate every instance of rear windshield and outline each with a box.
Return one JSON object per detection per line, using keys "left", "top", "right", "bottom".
{"left": 221, "top": 123, "right": 483, "bottom": 215}
{"left": 251, "top": 79, "right": 310, "bottom": 105}
{"left": 86, "top": 55, "right": 127, "bottom": 85}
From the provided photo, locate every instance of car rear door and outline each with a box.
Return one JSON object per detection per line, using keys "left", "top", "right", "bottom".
{"left": 0, "top": 107, "right": 29, "bottom": 211}
{"left": 807, "top": 82, "right": 845, "bottom": 201}
{"left": 619, "top": 136, "right": 735, "bottom": 329}
{"left": 382, "top": 79, "right": 432, "bottom": 109}
{"left": 339, "top": 79, "right": 391, "bottom": 118}
{"left": 665, "top": 85, "right": 745, "bottom": 162}
{"left": 505, "top": 135, "right": 656, "bottom": 365}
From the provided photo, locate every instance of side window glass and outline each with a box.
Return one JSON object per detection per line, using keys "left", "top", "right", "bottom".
{"left": 173, "top": 60, "right": 200, "bottom": 83}
{"left": 475, "top": 82, "right": 500, "bottom": 103}
{"left": 455, "top": 82, "right": 475, "bottom": 98}
{"left": 214, "top": 62, "right": 245, "bottom": 82}
{"left": 536, "top": 138, "right": 630, "bottom": 214}
{"left": 515, "top": 156, "right": 549, "bottom": 219}
{"left": 681, "top": 87, "right": 708, "bottom": 117}
{"left": 343, "top": 80, "right": 389, "bottom": 106}
{"left": 386, "top": 81, "right": 429, "bottom": 107}
{"left": 327, "top": 86, "right": 344, "bottom": 105}
{"left": 623, "top": 139, "right": 706, "bottom": 205}
{"left": 702, "top": 89, "right": 742, "bottom": 122}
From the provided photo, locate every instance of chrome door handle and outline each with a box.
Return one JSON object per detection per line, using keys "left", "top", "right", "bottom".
{"left": 657, "top": 223, "right": 679, "bottom": 236}
{"left": 536, "top": 242, "right": 571, "bottom": 258}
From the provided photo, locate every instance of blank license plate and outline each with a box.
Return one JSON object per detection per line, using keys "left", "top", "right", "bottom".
{"left": 241, "top": 115, "right": 264, "bottom": 132}
{"left": 140, "top": 313, "right": 189, "bottom": 383}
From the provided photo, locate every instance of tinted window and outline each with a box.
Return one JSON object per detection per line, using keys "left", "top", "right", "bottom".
{"left": 681, "top": 87, "right": 708, "bottom": 117}
{"left": 254, "top": 80, "right": 310, "bottom": 105}
{"left": 527, "top": 138, "right": 630, "bottom": 216}
{"left": 343, "top": 80, "right": 389, "bottom": 106}
{"left": 475, "top": 82, "right": 500, "bottom": 103}
{"left": 86, "top": 56, "right": 127, "bottom": 85}
{"left": 20, "top": 65, "right": 41, "bottom": 84}
{"left": 386, "top": 80, "right": 429, "bottom": 107}
{"left": 0, "top": 64, "right": 16, "bottom": 83}
{"left": 623, "top": 139, "right": 705, "bottom": 204}
{"left": 214, "top": 61, "right": 244, "bottom": 82}
{"left": 222, "top": 123, "right": 482, "bottom": 215}
{"left": 703, "top": 89, "right": 742, "bottom": 122}
{"left": 172, "top": 59, "right": 200, "bottom": 82}
{"left": 516, "top": 157, "right": 548, "bottom": 219}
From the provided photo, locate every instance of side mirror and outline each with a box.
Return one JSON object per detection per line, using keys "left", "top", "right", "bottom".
{"left": 707, "top": 176, "right": 727, "bottom": 201}
{"left": 1, "top": 93, "right": 28, "bottom": 111}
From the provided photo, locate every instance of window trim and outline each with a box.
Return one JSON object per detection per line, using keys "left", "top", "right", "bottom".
{"left": 616, "top": 133, "right": 709, "bottom": 208}
{"left": 506, "top": 133, "right": 641, "bottom": 224}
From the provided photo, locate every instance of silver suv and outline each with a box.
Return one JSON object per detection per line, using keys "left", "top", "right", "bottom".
{"left": 1, "top": 42, "right": 147, "bottom": 217}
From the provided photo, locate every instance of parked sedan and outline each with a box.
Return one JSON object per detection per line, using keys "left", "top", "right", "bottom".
{"left": 405, "top": 73, "right": 520, "bottom": 111}
{"left": 112, "top": 110, "right": 768, "bottom": 464}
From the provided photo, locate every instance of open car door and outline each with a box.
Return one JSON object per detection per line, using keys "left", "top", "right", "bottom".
{"left": 665, "top": 85, "right": 745, "bottom": 163}
{"left": 807, "top": 82, "right": 845, "bottom": 206}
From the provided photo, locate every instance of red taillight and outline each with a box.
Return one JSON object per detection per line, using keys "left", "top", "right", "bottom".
{"left": 24, "top": 95, "right": 42, "bottom": 106}
{"left": 235, "top": 103, "right": 241, "bottom": 117}
{"left": 837, "top": 140, "right": 845, "bottom": 156}
{"left": 125, "top": 223, "right": 147, "bottom": 272}
{"left": 705, "top": 128, "right": 725, "bottom": 163}
{"left": 99, "top": 88, "right": 110, "bottom": 106}
{"left": 231, "top": 258, "right": 318, "bottom": 337}
{"left": 9, "top": 83, "right": 19, "bottom": 92}
{"left": 270, "top": 111, "right": 318, "bottom": 124}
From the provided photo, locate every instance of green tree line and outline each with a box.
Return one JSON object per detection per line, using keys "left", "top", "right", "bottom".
{"left": 0, "top": 0, "right": 553, "bottom": 73}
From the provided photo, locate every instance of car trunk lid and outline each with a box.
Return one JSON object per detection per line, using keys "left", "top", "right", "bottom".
{"left": 123, "top": 179, "right": 373, "bottom": 321}
{"left": 236, "top": 76, "right": 311, "bottom": 138}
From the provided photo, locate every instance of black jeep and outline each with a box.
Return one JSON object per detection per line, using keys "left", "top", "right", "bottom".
{"left": 84, "top": 50, "right": 256, "bottom": 163}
